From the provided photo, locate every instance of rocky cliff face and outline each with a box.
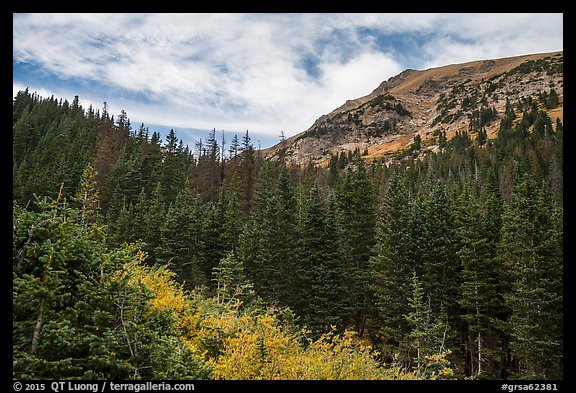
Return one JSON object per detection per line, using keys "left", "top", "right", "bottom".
{"left": 263, "top": 51, "right": 563, "bottom": 166}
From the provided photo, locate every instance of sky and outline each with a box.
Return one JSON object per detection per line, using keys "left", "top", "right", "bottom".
{"left": 13, "top": 13, "right": 563, "bottom": 150}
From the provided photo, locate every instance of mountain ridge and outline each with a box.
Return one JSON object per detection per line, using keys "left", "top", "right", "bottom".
{"left": 263, "top": 51, "right": 563, "bottom": 166}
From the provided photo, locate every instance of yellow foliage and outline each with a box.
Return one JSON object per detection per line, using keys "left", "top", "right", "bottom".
{"left": 210, "top": 316, "right": 396, "bottom": 380}
{"left": 118, "top": 252, "right": 209, "bottom": 373}
{"left": 419, "top": 350, "right": 455, "bottom": 380}
{"left": 118, "top": 250, "right": 455, "bottom": 380}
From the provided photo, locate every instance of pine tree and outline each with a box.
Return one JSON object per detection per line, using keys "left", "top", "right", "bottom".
{"left": 212, "top": 252, "right": 254, "bottom": 308}
{"left": 13, "top": 199, "right": 209, "bottom": 379}
{"left": 219, "top": 175, "right": 243, "bottom": 253}
{"left": 238, "top": 163, "right": 280, "bottom": 303}
{"left": 92, "top": 106, "right": 124, "bottom": 189}
{"left": 194, "top": 128, "right": 222, "bottom": 202}
{"left": 336, "top": 160, "right": 378, "bottom": 335}
{"left": 273, "top": 165, "right": 299, "bottom": 309}
{"left": 455, "top": 183, "right": 506, "bottom": 378}
{"left": 298, "top": 183, "right": 347, "bottom": 336}
{"left": 370, "top": 171, "right": 415, "bottom": 351}
{"left": 241, "top": 130, "right": 252, "bottom": 151}
{"left": 161, "top": 129, "right": 187, "bottom": 205}
{"left": 12, "top": 88, "right": 33, "bottom": 125}
{"left": 13, "top": 104, "right": 39, "bottom": 166}
{"left": 130, "top": 187, "right": 150, "bottom": 241}
{"left": 72, "top": 163, "right": 101, "bottom": 233}
{"left": 140, "top": 131, "right": 163, "bottom": 191}
{"left": 403, "top": 271, "right": 450, "bottom": 376}
{"left": 229, "top": 134, "right": 240, "bottom": 158}
{"left": 98, "top": 154, "right": 130, "bottom": 213}
{"left": 200, "top": 202, "right": 225, "bottom": 280}
{"left": 141, "top": 182, "right": 166, "bottom": 261}
{"left": 158, "top": 182, "right": 206, "bottom": 289}
{"left": 237, "top": 143, "right": 257, "bottom": 216}
{"left": 497, "top": 175, "right": 563, "bottom": 379}
{"left": 420, "top": 180, "right": 460, "bottom": 316}
{"left": 13, "top": 201, "right": 125, "bottom": 378}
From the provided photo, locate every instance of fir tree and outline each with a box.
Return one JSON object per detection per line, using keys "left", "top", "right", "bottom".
{"left": 497, "top": 176, "right": 563, "bottom": 379}
{"left": 238, "top": 163, "right": 279, "bottom": 303}
{"left": 274, "top": 165, "right": 299, "bottom": 309}
{"left": 420, "top": 180, "right": 460, "bottom": 316}
{"left": 403, "top": 271, "right": 450, "bottom": 376}
{"left": 140, "top": 182, "right": 166, "bottom": 261}
{"left": 72, "top": 163, "right": 101, "bottom": 233}
{"left": 336, "top": 160, "right": 378, "bottom": 335}
{"left": 158, "top": 182, "right": 206, "bottom": 289}
{"left": 161, "top": 129, "right": 188, "bottom": 205}
{"left": 370, "top": 172, "right": 414, "bottom": 351}
{"left": 297, "top": 182, "right": 347, "bottom": 335}
{"left": 229, "top": 134, "right": 240, "bottom": 158}
{"left": 13, "top": 197, "right": 208, "bottom": 379}
{"left": 219, "top": 175, "right": 243, "bottom": 253}
{"left": 455, "top": 184, "right": 506, "bottom": 378}
{"left": 212, "top": 251, "right": 254, "bottom": 308}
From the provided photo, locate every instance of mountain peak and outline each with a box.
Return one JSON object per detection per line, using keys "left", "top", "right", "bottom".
{"left": 264, "top": 51, "right": 563, "bottom": 166}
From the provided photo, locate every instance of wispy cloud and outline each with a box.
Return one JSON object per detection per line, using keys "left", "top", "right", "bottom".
{"left": 13, "top": 13, "right": 563, "bottom": 145}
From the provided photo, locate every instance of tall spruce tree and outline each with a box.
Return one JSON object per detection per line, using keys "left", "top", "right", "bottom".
{"left": 335, "top": 159, "right": 378, "bottom": 335}
{"left": 370, "top": 171, "right": 415, "bottom": 352}
{"left": 238, "top": 163, "right": 280, "bottom": 303}
{"left": 158, "top": 181, "right": 206, "bottom": 288}
{"left": 497, "top": 176, "right": 562, "bottom": 379}
{"left": 160, "top": 129, "right": 188, "bottom": 206}
{"left": 137, "top": 181, "right": 166, "bottom": 262}
{"left": 200, "top": 202, "right": 225, "bottom": 281}
{"left": 420, "top": 180, "right": 461, "bottom": 317}
{"left": 455, "top": 183, "right": 506, "bottom": 378}
{"left": 403, "top": 271, "right": 450, "bottom": 375}
{"left": 219, "top": 175, "right": 243, "bottom": 253}
{"left": 274, "top": 165, "right": 299, "bottom": 309}
{"left": 297, "top": 182, "right": 347, "bottom": 335}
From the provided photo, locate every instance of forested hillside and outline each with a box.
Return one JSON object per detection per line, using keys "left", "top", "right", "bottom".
{"left": 13, "top": 87, "right": 562, "bottom": 380}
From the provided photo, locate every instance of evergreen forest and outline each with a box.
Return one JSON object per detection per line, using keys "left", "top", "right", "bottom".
{"left": 12, "top": 88, "right": 563, "bottom": 380}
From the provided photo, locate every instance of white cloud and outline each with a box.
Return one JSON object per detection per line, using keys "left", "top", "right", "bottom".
{"left": 320, "top": 51, "right": 401, "bottom": 99}
{"left": 420, "top": 13, "right": 563, "bottom": 68}
{"left": 13, "top": 13, "right": 563, "bottom": 140}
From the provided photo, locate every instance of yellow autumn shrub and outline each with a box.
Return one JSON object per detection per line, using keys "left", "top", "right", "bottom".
{"left": 210, "top": 312, "right": 397, "bottom": 380}
{"left": 119, "top": 252, "right": 210, "bottom": 371}
{"left": 120, "top": 250, "right": 454, "bottom": 380}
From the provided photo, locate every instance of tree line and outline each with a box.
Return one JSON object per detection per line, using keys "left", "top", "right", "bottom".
{"left": 13, "top": 88, "right": 562, "bottom": 379}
